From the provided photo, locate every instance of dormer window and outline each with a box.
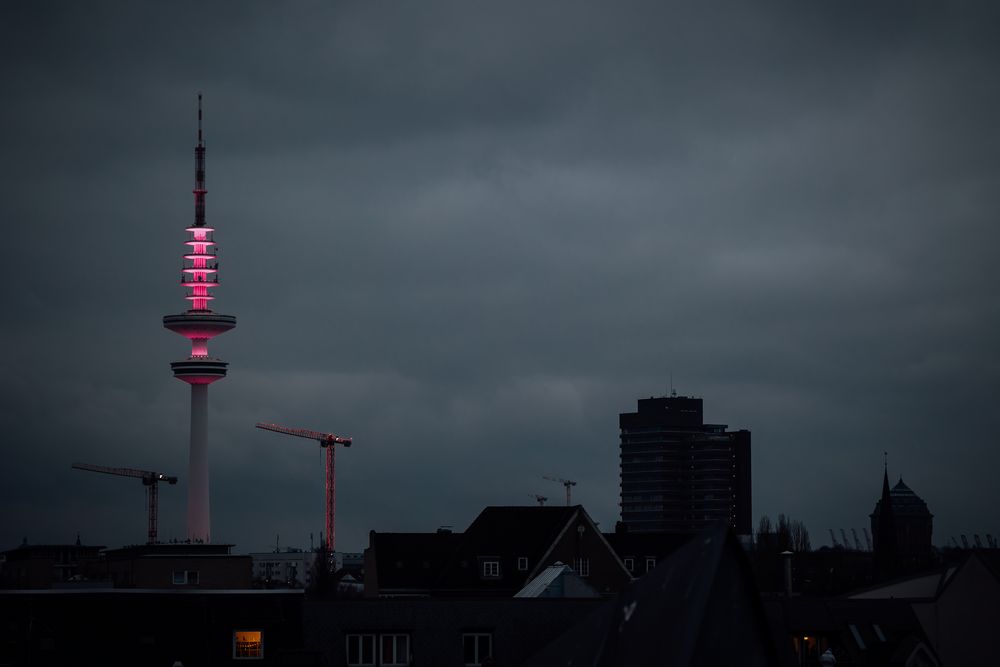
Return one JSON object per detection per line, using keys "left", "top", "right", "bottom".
{"left": 517, "top": 557, "right": 528, "bottom": 571}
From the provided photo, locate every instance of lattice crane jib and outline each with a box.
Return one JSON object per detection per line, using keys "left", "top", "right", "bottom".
{"left": 72, "top": 463, "right": 177, "bottom": 544}
{"left": 254, "top": 422, "right": 352, "bottom": 552}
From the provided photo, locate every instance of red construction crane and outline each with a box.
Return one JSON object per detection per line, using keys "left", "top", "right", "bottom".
{"left": 255, "top": 422, "right": 352, "bottom": 552}
{"left": 543, "top": 475, "right": 577, "bottom": 506}
{"left": 72, "top": 462, "right": 178, "bottom": 544}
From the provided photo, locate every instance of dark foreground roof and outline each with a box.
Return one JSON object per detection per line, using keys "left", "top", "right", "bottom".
{"left": 522, "top": 525, "right": 780, "bottom": 666}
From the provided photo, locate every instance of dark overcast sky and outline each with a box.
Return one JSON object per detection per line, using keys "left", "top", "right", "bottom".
{"left": 1, "top": 1, "right": 998, "bottom": 553}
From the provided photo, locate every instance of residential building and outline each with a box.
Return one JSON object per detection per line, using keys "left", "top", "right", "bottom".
{"left": 619, "top": 395, "right": 751, "bottom": 535}
{"left": 0, "top": 588, "right": 304, "bottom": 664}
{"left": 250, "top": 549, "right": 319, "bottom": 589}
{"left": 88, "top": 543, "right": 252, "bottom": 589}
{"left": 364, "top": 506, "right": 632, "bottom": 598}
{"left": 0, "top": 541, "right": 104, "bottom": 589}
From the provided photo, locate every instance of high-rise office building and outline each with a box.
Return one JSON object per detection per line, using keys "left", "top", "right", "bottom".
{"left": 619, "top": 395, "right": 751, "bottom": 535}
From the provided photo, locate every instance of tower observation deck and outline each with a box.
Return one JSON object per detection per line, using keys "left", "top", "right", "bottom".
{"left": 163, "top": 94, "right": 236, "bottom": 543}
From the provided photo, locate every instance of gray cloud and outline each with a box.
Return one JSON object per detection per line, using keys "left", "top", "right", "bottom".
{"left": 2, "top": 1, "right": 999, "bottom": 552}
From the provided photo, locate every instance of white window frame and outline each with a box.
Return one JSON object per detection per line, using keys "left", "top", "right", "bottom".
{"left": 482, "top": 560, "right": 500, "bottom": 578}
{"left": 517, "top": 557, "right": 528, "bottom": 571}
{"left": 573, "top": 557, "right": 590, "bottom": 577}
{"left": 462, "top": 632, "right": 492, "bottom": 666}
{"left": 645, "top": 557, "right": 656, "bottom": 572}
{"left": 233, "top": 629, "right": 264, "bottom": 660}
{"left": 346, "top": 633, "right": 377, "bottom": 666}
{"left": 624, "top": 557, "right": 634, "bottom": 572}
{"left": 380, "top": 633, "right": 410, "bottom": 666}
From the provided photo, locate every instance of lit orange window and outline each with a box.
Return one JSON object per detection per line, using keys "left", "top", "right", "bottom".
{"left": 233, "top": 630, "right": 263, "bottom": 659}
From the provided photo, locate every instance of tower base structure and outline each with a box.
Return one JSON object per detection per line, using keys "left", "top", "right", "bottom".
{"left": 165, "top": 311, "right": 236, "bottom": 544}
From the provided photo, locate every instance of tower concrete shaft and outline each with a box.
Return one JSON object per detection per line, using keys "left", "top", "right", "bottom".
{"left": 163, "top": 95, "right": 236, "bottom": 543}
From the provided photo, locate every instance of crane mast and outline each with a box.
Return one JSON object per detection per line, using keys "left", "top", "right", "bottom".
{"left": 254, "top": 422, "right": 352, "bottom": 552}
{"left": 543, "top": 475, "right": 577, "bottom": 506}
{"left": 72, "top": 463, "right": 178, "bottom": 544}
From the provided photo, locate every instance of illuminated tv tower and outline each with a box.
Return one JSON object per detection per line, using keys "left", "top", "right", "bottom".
{"left": 163, "top": 94, "right": 236, "bottom": 543}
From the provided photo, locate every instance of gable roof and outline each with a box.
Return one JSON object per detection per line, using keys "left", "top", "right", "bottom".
{"left": 435, "top": 506, "right": 580, "bottom": 594}
{"left": 522, "top": 526, "right": 781, "bottom": 666}
{"left": 369, "top": 505, "right": 630, "bottom": 597}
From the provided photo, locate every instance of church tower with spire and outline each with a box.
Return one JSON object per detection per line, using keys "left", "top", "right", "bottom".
{"left": 870, "top": 459, "right": 933, "bottom": 578}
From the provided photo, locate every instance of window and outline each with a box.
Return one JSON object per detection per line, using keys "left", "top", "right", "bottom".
{"left": 482, "top": 560, "right": 500, "bottom": 578}
{"left": 172, "top": 570, "right": 199, "bottom": 585}
{"left": 573, "top": 558, "right": 590, "bottom": 577}
{"left": 517, "top": 557, "right": 528, "bottom": 571}
{"left": 645, "top": 557, "right": 656, "bottom": 572}
{"left": 624, "top": 558, "right": 634, "bottom": 572}
{"left": 346, "top": 634, "right": 376, "bottom": 666}
{"left": 233, "top": 630, "right": 263, "bottom": 659}
{"left": 463, "top": 633, "right": 492, "bottom": 666}
{"left": 381, "top": 634, "right": 410, "bottom": 666}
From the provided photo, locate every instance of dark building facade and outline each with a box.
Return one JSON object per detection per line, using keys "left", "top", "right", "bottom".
{"left": 365, "top": 505, "right": 632, "bottom": 598}
{"left": 619, "top": 395, "right": 751, "bottom": 535}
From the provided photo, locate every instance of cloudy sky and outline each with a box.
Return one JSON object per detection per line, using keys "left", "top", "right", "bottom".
{"left": 1, "top": 1, "right": 998, "bottom": 554}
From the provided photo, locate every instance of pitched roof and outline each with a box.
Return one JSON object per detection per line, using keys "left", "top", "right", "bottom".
{"left": 434, "top": 506, "right": 580, "bottom": 594}
{"left": 521, "top": 526, "right": 781, "bottom": 666}
{"left": 514, "top": 563, "right": 600, "bottom": 598}
{"left": 368, "top": 506, "right": 626, "bottom": 597}
{"left": 871, "top": 476, "right": 932, "bottom": 518}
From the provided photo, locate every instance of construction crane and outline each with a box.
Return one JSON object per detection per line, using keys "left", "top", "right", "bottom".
{"left": 255, "top": 422, "right": 352, "bottom": 552}
{"left": 72, "top": 463, "right": 177, "bottom": 544}
{"left": 828, "top": 529, "right": 839, "bottom": 548}
{"left": 863, "top": 527, "right": 873, "bottom": 551}
{"left": 542, "top": 476, "right": 577, "bottom": 506}
{"left": 851, "top": 528, "right": 862, "bottom": 551}
{"left": 529, "top": 494, "right": 548, "bottom": 506}
{"left": 840, "top": 529, "right": 851, "bottom": 551}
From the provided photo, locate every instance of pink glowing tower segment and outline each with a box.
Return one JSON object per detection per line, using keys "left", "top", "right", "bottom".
{"left": 163, "top": 94, "right": 236, "bottom": 543}
{"left": 184, "top": 96, "right": 217, "bottom": 312}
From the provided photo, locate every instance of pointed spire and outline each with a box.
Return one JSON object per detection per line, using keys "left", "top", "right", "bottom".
{"left": 874, "top": 457, "right": 899, "bottom": 581}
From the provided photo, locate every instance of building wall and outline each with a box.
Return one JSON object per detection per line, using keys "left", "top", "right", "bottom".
{"left": 913, "top": 555, "right": 1000, "bottom": 666}
{"left": 0, "top": 590, "right": 304, "bottom": 665}
{"left": 543, "top": 517, "right": 631, "bottom": 595}
{"left": 103, "top": 556, "right": 252, "bottom": 589}
{"left": 305, "top": 598, "right": 602, "bottom": 667}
